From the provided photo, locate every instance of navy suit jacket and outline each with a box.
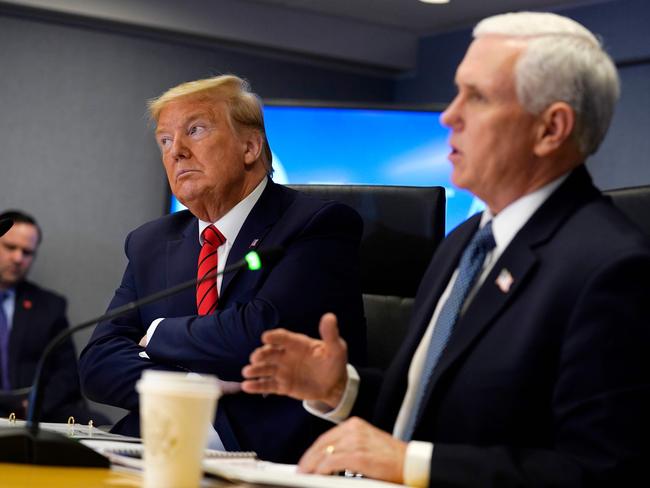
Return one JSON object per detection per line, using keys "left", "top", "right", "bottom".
{"left": 355, "top": 167, "right": 650, "bottom": 486}
{"left": 79, "top": 180, "right": 366, "bottom": 462}
{"left": 1, "top": 281, "right": 88, "bottom": 422}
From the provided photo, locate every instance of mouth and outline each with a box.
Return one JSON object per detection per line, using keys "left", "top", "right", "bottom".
{"left": 175, "top": 169, "right": 200, "bottom": 180}
{"left": 448, "top": 144, "right": 461, "bottom": 161}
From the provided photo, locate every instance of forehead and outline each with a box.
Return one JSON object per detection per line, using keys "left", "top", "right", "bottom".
{"left": 156, "top": 96, "right": 228, "bottom": 131}
{"left": 456, "top": 36, "right": 526, "bottom": 94}
{"left": 0, "top": 223, "right": 39, "bottom": 249}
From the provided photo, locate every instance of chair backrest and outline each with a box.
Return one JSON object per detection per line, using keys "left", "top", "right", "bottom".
{"left": 289, "top": 184, "right": 446, "bottom": 368}
{"left": 604, "top": 185, "right": 650, "bottom": 237}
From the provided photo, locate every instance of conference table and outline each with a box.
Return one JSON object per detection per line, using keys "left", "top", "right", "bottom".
{"left": 0, "top": 463, "right": 260, "bottom": 487}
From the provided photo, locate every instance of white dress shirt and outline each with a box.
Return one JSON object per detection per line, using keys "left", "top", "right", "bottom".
{"left": 305, "top": 174, "right": 568, "bottom": 487}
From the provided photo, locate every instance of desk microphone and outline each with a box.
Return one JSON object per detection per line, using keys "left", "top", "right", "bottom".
{"left": 0, "top": 218, "right": 13, "bottom": 237}
{"left": 0, "top": 247, "right": 284, "bottom": 467}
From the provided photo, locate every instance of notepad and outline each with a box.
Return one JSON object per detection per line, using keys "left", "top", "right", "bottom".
{"left": 202, "top": 459, "right": 407, "bottom": 488}
{"left": 81, "top": 439, "right": 257, "bottom": 470}
{"left": 0, "top": 417, "right": 139, "bottom": 441}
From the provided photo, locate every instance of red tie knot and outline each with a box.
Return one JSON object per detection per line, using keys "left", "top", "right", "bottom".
{"left": 202, "top": 225, "right": 226, "bottom": 248}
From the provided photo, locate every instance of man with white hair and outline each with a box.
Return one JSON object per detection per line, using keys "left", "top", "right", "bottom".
{"left": 242, "top": 11, "right": 650, "bottom": 486}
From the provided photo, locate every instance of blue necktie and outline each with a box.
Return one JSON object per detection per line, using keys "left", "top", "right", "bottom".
{"left": 0, "top": 291, "right": 10, "bottom": 390}
{"left": 400, "top": 221, "right": 496, "bottom": 441}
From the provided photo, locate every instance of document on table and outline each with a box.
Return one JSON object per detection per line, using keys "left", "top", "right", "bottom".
{"left": 0, "top": 417, "right": 139, "bottom": 441}
{"left": 81, "top": 439, "right": 256, "bottom": 470}
{"left": 202, "top": 458, "right": 408, "bottom": 488}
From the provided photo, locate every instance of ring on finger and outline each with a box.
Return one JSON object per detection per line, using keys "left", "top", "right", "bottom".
{"left": 325, "top": 444, "right": 335, "bottom": 455}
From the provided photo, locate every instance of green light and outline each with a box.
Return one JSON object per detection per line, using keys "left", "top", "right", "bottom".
{"left": 245, "top": 251, "right": 262, "bottom": 271}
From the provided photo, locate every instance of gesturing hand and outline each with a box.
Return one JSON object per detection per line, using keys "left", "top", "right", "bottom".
{"left": 241, "top": 313, "right": 348, "bottom": 408}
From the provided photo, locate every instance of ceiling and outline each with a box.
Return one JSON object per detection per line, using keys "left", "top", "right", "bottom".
{"left": 245, "top": 0, "right": 602, "bottom": 35}
{"left": 0, "top": 0, "right": 607, "bottom": 72}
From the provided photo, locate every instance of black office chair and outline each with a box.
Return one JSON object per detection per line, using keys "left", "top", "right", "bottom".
{"left": 289, "top": 185, "right": 446, "bottom": 369}
{"left": 604, "top": 185, "right": 650, "bottom": 237}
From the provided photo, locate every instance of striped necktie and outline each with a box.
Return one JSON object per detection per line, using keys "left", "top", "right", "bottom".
{"left": 400, "top": 221, "right": 496, "bottom": 441}
{"left": 196, "top": 225, "right": 226, "bottom": 316}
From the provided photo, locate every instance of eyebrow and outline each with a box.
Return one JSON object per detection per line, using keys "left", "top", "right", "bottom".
{"left": 155, "top": 111, "right": 213, "bottom": 136}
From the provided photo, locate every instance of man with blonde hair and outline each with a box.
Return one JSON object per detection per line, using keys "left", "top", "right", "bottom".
{"left": 79, "top": 75, "right": 366, "bottom": 463}
{"left": 242, "top": 12, "right": 650, "bottom": 485}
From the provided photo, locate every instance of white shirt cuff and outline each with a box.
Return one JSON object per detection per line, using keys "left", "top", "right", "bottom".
{"left": 138, "top": 318, "right": 164, "bottom": 359}
{"left": 146, "top": 317, "right": 165, "bottom": 345}
{"left": 303, "top": 364, "right": 359, "bottom": 424}
{"left": 403, "top": 441, "right": 433, "bottom": 488}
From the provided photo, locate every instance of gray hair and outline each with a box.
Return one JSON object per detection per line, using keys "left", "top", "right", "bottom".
{"left": 474, "top": 12, "right": 619, "bottom": 156}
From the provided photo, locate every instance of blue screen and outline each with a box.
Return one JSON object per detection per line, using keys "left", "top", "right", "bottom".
{"left": 170, "top": 104, "right": 484, "bottom": 233}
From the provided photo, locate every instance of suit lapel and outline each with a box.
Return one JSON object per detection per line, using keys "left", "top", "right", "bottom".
{"left": 166, "top": 216, "right": 200, "bottom": 315}
{"left": 220, "top": 180, "right": 283, "bottom": 297}
{"left": 8, "top": 283, "right": 34, "bottom": 384}
{"left": 418, "top": 166, "right": 600, "bottom": 416}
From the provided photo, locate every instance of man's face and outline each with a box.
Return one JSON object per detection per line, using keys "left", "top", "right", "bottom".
{"left": 155, "top": 97, "right": 251, "bottom": 218}
{"left": 0, "top": 223, "right": 39, "bottom": 289}
{"left": 441, "top": 36, "right": 540, "bottom": 213}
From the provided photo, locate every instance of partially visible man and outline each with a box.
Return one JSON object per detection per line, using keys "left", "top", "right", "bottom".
{"left": 79, "top": 75, "right": 366, "bottom": 463}
{"left": 0, "top": 210, "right": 91, "bottom": 422}
{"left": 242, "top": 12, "right": 650, "bottom": 486}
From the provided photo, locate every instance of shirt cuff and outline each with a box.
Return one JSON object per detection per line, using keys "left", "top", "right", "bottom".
{"left": 403, "top": 441, "right": 433, "bottom": 488}
{"left": 145, "top": 318, "right": 165, "bottom": 345}
{"left": 303, "top": 364, "right": 359, "bottom": 424}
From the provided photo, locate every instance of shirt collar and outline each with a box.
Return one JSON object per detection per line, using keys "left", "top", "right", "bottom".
{"left": 0, "top": 287, "right": 15, "bottom": 305}
{"left": 198, "top": 177, "right": 268, "bottom": 245}
{"left": 479, "top": 173, "right": 569, "bottom": 252}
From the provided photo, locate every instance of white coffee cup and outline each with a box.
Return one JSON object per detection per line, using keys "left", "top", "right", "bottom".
{"left": 136, "top": 370, "right": 221, "bottom": 488}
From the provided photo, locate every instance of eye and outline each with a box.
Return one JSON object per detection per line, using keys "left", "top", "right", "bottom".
{"left": 188, "top": 125, "right": 206, "bottom": 137}
{"left": 467, "top": 89, "right": 486, "bottom": 103}
{"left": 158, "top": 136, "right": 173, "bottom": 150}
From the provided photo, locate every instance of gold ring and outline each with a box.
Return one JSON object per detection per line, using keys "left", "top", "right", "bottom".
{"left": 325, "top": 444, "right": 335, "bottom": 455}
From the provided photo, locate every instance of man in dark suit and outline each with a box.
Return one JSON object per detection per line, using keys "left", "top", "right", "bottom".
{"left": 78, "top": 75, "right": 365, "bottom": 463}
{"left": 242, "top": 12, "right": 650, "bottom": 486}
{"left": 0, "top": 210, "right": 91, "bottom": 422}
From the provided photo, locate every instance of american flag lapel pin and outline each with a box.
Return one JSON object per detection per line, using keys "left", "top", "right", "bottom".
{"left": 495, "top": 268, "right": 514, "bottom": 293}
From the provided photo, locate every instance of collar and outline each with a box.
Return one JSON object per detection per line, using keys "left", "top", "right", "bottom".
{"left": 0, "top": 287, "right": 15, "bottom": 301}
{"left": 198, "top": 177, "right": 268, "bottom": 245}
{"left": 480, "top": 173, "right": 569, "bottom": 253}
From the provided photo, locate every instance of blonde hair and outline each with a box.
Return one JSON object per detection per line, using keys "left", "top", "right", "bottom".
{"left": 148, "top": 75, "right": 273, "bottom": 173}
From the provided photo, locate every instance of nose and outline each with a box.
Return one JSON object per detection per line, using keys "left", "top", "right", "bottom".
{"left": 440, "top": 95, "right": 462, "bottom": 130}
{"left": 170, "top": 135, "right": 190, "bottom": 160}
{"left": 10, "top": 249, "right": 25, "bottom": 264}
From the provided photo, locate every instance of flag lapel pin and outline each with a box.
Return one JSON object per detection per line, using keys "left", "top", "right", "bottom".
{"left": 495, "top": 268, "right": 514, "bottom": 293}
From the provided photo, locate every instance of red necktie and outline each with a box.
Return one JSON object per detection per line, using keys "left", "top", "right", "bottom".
{"left": 196, "top": 225, "right": 226, "bottom": 315}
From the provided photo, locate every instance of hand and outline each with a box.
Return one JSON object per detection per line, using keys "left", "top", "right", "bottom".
{"left": 241, "top": 313, "right": 348, "bottom": 408}
{"left": 298, "top": 417, "right": 406, "bottom": 484}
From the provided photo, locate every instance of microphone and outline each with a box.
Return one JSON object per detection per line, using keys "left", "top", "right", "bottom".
{"left": 0, "top": 247, "right": 284, "bottom": 467}
{"left": 0, "top": 218, "right": 13, "bottom": 237}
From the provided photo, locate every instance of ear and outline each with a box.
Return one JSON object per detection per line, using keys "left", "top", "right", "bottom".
{"left": 533, "top": 102, "right": 576, "bottom": 157}
{"left": 242, "top": 130, "right": 264, "bottom": 166}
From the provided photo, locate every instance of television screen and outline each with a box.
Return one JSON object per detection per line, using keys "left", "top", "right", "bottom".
{"left": 169, "top": 102, "right": 484, "bottom": 234}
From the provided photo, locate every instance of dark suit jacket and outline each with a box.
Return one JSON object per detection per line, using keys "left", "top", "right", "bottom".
{"left": 2, "top": 281, "right": 88, "bottom": 422}
{"left": 79, "top": 180, "right": 366, "bottom": 463}
{"left": 355, "top": 167, "right": 650, "bottom": 486}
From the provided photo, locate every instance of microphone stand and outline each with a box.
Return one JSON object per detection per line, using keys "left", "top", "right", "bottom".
{"left": 0, "top": 248, "right": 280, "bottom": 466}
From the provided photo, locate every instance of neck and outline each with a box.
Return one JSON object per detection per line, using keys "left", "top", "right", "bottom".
{"left": 190, "top": 173, "right": 266, "bottom": 222}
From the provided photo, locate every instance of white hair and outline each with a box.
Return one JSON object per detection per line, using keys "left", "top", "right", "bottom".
{"left": 474, "top": 12, "right": 620, "bottom": 156}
